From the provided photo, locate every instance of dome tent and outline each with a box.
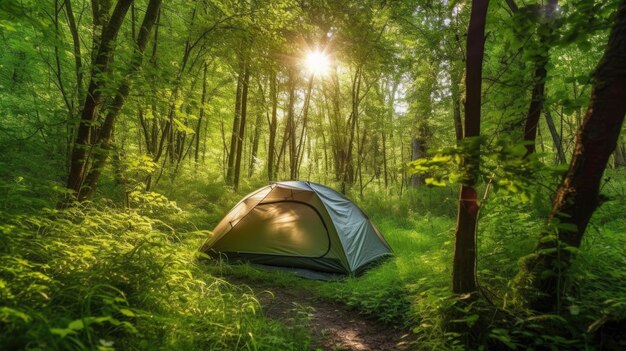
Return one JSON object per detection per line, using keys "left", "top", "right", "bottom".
{"left": 201, "top": 181, "right": 392, "bottom": 278}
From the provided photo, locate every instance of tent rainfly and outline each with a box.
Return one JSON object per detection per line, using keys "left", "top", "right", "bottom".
{"left": 201, "top": 181, "right": 393, "bottom": 277}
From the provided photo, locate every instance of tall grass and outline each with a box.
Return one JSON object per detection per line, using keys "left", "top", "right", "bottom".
{"left": 0, "top": 192, "right": 309, "bottom": 350}
{"left": 3, "top": 166, "right": 625, "bottom": 350}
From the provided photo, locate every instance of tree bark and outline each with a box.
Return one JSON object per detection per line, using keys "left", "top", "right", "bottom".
{"left": 452, "top": 0, "right": 489, "bottom": 294}
{"left": 515, "top": 0, "right": 626, "bottom": 312}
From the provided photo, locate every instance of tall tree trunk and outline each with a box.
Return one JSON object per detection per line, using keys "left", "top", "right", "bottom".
{"left": 66, "top": 0, "right": 133, "bottom": 200}
{"left": 383, "top": 80, "right": 398, "bottom": 188}
{"left": 286, "top": 70, "right": 297, "bottom": 180}
{"left": 452, "top": 0, "right": 489, "bottom": 295}
{"left": 80, "top": 0, "right": 162, "bottom": 199}
{"left": 451, "top": 66, "right": 464, "bottom": 144}
{"left": 267, "top": 71, "right": 278, "bottom": 181}
{"left": 515, "top": 0, "right": 626, "bottom": 312}
{"left": 326, "top": 72, "right": 345, "bottom": 182}
{"left": 523, "top": 0, "right": 558, "bottom": 154}
{"left": 233, "top": 60, "right": 250, "bottom": 191}
{"left": 91, "top": 0, "right": 113, "bottom": 64}
{"left": 410, "top": 136, "right": 426, "bottom": 187}
{"left": 341, "top": 67, "right": 362, "bottom": 193}
{"left": 544, "top": 107, "right": 567, "bottom": 163}
{"left": 195, "top": 62, "right": 209, "bottom": 164}
{"left": 382, "top": 131, "right": 388, "bottom": 188}
{"left": 226, "top": 50, "right": 245, "bottom": 184}
{"left": 295, "top": 76, "right": 315, "bottom": 179}
{"left": 63, "top": 0, "right": 84, "bottom": 101}
{"left": 249, "top": 92, "right": 263, "bottom": 177}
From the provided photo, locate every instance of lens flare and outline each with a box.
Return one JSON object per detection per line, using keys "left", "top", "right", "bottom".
{"left": 304, "top": 50, "right": 330, "bottom": 76}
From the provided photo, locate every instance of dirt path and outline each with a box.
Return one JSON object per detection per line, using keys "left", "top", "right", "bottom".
{"left": 226, "top": 277, "right": 411, "bottom": 351}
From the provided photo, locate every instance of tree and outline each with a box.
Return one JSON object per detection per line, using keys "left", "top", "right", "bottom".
{"left": 515, "top": 0, "right": 626, "bottom": 312}
{"left": 67, "top": 0, "right": 161, "bottom": 201}
{"left": 267, "top": 69, "right": 278, "bottom": 180}
{"left": 521, "top": 0, "right": 558, "bottom": 154}
{"left": 452, "top": 0, "right": 489, "bottom": 295}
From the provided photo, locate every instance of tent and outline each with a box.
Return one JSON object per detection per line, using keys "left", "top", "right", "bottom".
{"left": 201, "top": 181, "right": 392, "bottom": 277}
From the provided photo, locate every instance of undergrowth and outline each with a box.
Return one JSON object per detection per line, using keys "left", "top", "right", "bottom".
{"left": 199, "top": 180, "right": 626, "bottom": 350}
{"left": 2, "top": 166, "right": 625, "bottom": 350}
{"left": 0, "top": 184, "right": 310, "bottom": 350}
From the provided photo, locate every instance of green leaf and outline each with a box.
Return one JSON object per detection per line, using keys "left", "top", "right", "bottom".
{"left": 119, "top": 309, "right": 136, "bottom": 317}
{"left": 50, "top": 328, "right": 76, "bottom": 338}
{"left": 68, "top": 319, "right": 84, "bottom": 330}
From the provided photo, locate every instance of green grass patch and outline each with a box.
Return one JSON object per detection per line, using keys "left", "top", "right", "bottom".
{"left": 0, "top": 198, "right": 310, "bottom": 350}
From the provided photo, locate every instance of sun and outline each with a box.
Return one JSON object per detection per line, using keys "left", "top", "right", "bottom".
{"left": 304, "top": 50, "right": 331, "bottom": 76}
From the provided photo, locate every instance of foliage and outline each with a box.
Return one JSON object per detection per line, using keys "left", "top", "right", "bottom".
{"left": 0, "top": 187, "right": 309, "bottom": 350}
{"left": 408, "top": 137, "right": 567, "bottom": 203}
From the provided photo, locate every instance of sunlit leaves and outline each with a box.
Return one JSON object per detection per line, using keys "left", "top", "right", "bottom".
{"left": 408, "top": 136, "right": 566, "bottom": 203}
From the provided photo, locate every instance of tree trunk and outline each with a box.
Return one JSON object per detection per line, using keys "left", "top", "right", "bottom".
{"left": 91, "top": 0, "right": 113, "bottom": 64}
{"left": 544, "top": 107, "right": 567, "bottom": 163}
{"left": 341, "top": 67, "right": 363, "bottom": 193}
{"left": 195, "top": 62, "right": 208, "bottom": 164}
{"left": 451, "top": 66, "right": 464, "bottom": 144}
{"left": 286, "top": 70, "right": 297, "bottom": 180}
{"left": 326, "top": 72, "right": 345, "bottom": 182}
{"left": 79, "top": 0, "right": 162, "bottom": 199}
{"left": 267, "top": 70, "right": 278, "bottom": 180}
{"left": 63, "top": 0, "right": 84, "bottom": 101}
{"left": 383, "top": 81, "right": 398, "bottom": 188}
{"left": 410, "top": 136, "right": 426, "bottom": 187}
{"left": 523, "top": 0, "right": 558, "bottom": 154}
{"left": 452, "top": 0, "right": 489, "bottom": 294}
{"left": 249, "top": 99, "right": 263, "bottom": 177}
{"left": 515, "top": 0, "right": 626, "bottom": 312}
{"left": 295, "top": 76, "right": 315, "bottom": 179}
{"left": 66, "top": 0, "right": 133, "bottom": 201}
{"left": 233, "top": 59, "right": 250, "bottom": 191}
{"left": 226, "top": 47, "right": 245, "bottom": 184}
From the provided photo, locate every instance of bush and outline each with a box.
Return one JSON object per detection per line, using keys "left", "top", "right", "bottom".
{"left": 0, "top": 197, "right": 309, "bottom": 350}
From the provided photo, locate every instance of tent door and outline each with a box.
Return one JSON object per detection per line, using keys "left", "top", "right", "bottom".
{"left": 212, "top": 200, "right": 331, "bottom": 258}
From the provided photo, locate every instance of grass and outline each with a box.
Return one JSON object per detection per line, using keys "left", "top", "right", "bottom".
{"left": 0, "top": 191, "right": 310, "bottom": 350}
{"left": 2, "top": 167, "right": 626, "bottom": 350}
{"left": 191, "top": 179, "right": 626, "bottom": 350}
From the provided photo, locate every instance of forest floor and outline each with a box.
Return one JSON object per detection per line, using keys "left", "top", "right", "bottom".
{"left": 224, "top": 275, "right": 411, "bottom": 351}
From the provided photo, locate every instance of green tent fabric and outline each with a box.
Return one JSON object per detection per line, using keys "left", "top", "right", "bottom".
{"left": 201, "top": 181, "right": 393, "bottom": 277}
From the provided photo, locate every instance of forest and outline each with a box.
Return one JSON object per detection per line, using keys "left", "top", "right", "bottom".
{"left": 1, "top": 0, "right": 625, "bottom": 349}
